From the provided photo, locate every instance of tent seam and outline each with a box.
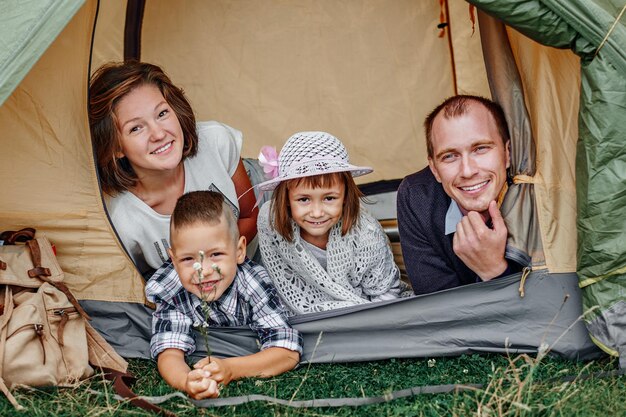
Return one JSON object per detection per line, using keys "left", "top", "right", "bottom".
{"left": 579, "top": 263, "right": 626, "bottom": 288}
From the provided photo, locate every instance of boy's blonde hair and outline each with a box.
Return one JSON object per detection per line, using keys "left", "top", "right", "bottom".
{"left": 270, "top": 172, "right": 363, "bottom": 242}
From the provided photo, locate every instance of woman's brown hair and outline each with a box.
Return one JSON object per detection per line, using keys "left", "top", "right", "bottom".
{"left": 89, "top": 61, "right": 198, "bottom": 195}
{"left": 270, "top": 172, "right": 363, "bottom": 242}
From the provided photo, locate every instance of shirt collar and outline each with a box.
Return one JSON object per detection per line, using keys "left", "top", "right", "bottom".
{"left": 213, "top": 270, "right": 238, "bottom": 312}
{"left": 445, "top": 199, "right": 463, "bottom": 235}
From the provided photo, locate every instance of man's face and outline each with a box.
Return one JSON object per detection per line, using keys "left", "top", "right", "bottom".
{"left": 428, "top": 103, "right": 510, "bottom": 216}
{"left": 168, "top": 219, "right": 246, "bottom": 301}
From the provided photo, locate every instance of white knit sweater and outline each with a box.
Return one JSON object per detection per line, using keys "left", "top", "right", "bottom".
{"left": 258, "top": 202, "right": 405, "bottom": 315}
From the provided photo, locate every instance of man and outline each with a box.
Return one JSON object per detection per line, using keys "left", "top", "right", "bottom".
{"left": 397, "top": 95, "right": 524, "bottom": 295}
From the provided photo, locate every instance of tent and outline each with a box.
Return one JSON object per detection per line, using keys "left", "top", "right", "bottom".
{"left": 1, "top": 0, "right": 623, "bottom": 365}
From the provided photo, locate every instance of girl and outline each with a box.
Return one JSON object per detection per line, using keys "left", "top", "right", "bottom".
{"left": 257, "top": 131, "right": 406, "bottom": 315}
{"left": 89, "top": 61, "right": 258, "bottom": 276}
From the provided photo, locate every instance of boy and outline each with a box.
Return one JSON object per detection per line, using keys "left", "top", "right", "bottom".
{"left": 146, "top": 191, "right": 302, "bottom": 399}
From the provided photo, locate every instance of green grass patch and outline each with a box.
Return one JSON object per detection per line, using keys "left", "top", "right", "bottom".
{"left": 1, "top": 354, "right": 623, "bottom": 416}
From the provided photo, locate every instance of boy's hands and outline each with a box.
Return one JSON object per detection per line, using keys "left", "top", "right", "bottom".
{"left": 185, "top": 368, "right": 220, "bottom": 399}
{"left": 194, "top": 356, "right": 233, "bottom": 386}
{"left": 158, "top": 347, "right": 298, "bottom": 399}
{"left": 157, "top": 349, "right": 223, "bottom": 400}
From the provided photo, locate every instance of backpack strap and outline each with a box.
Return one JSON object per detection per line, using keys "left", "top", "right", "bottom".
{"left": 0, "top": 286, "right": 14, "bottom": 372}
{"left": 26, "top": 239, "right": 51, "bottom": 278}
{"left": 0, "top": 377, "right": 22, "bottom": 410}
{"left": 85, "top": 322, "right": 128, "bottom": 372}
{"left": 0, "top": 228, "right": 36, "bottom": 245}
{"left": 101, "top": 368, "right": 178, "bottom": 417}
{"left": 0, "top": 286, "right": 24, "bottom": 410}
{"left": 25, "top": 239, "right": 91, "bottom": 320}
{"left": 86, "top": 314, "right": 177, "bottom": 416}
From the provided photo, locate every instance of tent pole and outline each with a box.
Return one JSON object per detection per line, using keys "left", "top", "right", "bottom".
{"left": 443, "top": 0, "right": 458, "bottom": 95}
{"left": 124, "top": 0, "right": 146, "bottom": 61}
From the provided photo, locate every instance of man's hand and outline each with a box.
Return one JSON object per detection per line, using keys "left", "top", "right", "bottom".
{"left": 185, "top": 368, "right": 219, "bottom": 399}
{"left": 453, "top": 200, "right": 508, "bottom": 281}
{"left": 194, "top": 356, "right": 233, "bottom": 386}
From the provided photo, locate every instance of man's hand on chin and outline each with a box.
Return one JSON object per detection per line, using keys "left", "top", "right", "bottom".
{"left": 453, "top": 200, "right": 508, "bottom": 281}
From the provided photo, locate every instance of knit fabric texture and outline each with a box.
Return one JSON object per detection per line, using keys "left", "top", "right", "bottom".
{"left": 258, "top": 202, "right": 405, "bottom": 315}
{"left": 257, "top": 131, "right": 372, "bottom": 191}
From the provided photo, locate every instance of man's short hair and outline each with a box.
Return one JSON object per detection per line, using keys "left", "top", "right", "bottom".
{"left": 170, "top": 191, "right": 239, "bottom": 242}
{"left": 424, "top": 95, "right": 510, "bottom": 158}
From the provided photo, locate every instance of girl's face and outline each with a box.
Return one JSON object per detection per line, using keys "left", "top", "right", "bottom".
{"left": 114, "top": 84, "right": 184, "bottom": 178}
{"left": 288, "top": 179, "right": 345, "bottom": 249}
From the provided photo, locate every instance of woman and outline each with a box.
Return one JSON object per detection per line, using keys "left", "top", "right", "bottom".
{"left": 89, "top": 61, "right": 257, "bottom": 276}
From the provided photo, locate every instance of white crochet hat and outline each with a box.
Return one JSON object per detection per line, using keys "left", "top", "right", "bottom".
{"left": 257, "top": 131, "right": 373, "bottom": 191}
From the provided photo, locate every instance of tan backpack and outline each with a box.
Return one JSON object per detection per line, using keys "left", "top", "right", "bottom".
{"left": 0, "top": 229, "right": 128, "bottom": 410}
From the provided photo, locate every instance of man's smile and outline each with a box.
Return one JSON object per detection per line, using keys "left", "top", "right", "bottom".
{"left": 458, "top": 179, "right": 490, "bottom": 193}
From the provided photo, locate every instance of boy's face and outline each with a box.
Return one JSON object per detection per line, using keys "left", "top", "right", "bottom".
{"left": 168, "top": 218, "right": 246, "bottom": 302}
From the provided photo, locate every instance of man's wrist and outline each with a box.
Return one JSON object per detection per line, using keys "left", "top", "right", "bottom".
{"left": 477, "top": 258, "right": 509, "bottom": 282}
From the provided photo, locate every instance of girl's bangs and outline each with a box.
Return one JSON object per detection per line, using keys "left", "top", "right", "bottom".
{"left": 287, "top": 172, "right": 345, "bottom": 190}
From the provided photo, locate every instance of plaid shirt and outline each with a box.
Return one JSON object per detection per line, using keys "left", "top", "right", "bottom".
{"left": 146, "top": 258, "right": 302, "bottom": 359}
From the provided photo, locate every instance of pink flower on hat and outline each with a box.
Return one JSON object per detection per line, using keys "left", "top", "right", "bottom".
{"left": 255, "top": 132, "right": 373, "bottom": 191}
{"left": 258, "top": 145, "right": 279, "bottom": 179}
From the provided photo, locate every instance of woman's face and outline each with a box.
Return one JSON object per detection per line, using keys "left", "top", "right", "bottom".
{"left": 114, "top": 84, "right": 185, "bottom": 177}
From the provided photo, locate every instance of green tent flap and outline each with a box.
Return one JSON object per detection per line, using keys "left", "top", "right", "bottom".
{"left": 545, "top": 1, "right": 626, "bottom": 72}
{"left": 0, "top": 0, "right": 85, "bottom": 107}
{"left": 468, "top": 0, "right": 626, "bottom": 365}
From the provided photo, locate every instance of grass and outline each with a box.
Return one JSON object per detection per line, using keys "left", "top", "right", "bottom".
{"left": 1, "top": 354, "right": 623, "bottom": 416}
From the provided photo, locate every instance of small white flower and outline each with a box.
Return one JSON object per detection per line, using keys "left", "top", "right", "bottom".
{"left": 198, "top": 250, "right": 205, "bottom": 257}
{"left": 211, "top": 263, "right": 218, "bottom": 270}
{"left": 538, "top": 342, "right": 550, "bottom": 357}
{"left": 193, "top": 321, "right": 201, "bottom": 327}
{"left": 202, "top": 323, "right": 209, "bottom": 329}
{"left": 193, "top": 262, "right": 202, "bottom": 271}
{"left": 427, "top": 358, "right": 436, "bottom": 368}
{"left": 463, "top": 368, "right": 469, "bottom": 374}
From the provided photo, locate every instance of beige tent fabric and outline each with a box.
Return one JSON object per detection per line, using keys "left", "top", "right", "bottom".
{"left": 447, "top": 1, "right": 490, "bottom": 97}
{"left": 0, "top": 0, "right": 146, "bottom": 303}
{"left": 140, "top": 0, "right": 472, "bottom": 182}
{"left": 507, "top": 29, "right": 580, "bottom": 273}
{"left": 91, "top": 0, "right": 126, "bottom": 71}
{"left": 91, "top": 0, "right": 490, "bottom": 172}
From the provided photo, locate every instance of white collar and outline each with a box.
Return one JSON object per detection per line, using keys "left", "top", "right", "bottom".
{"left": 444, "top": 200, "right": 463, "bottom": 235}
